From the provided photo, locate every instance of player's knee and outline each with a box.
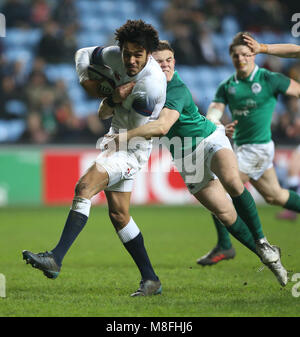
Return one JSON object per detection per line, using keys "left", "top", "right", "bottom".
{"left": 264, "top": 193, "right": 283, "bottom": 206}
{"left": 214, "top": 209, "right": 235, "bottom": 226}
{"left": 75, "top": 180, "right": 89, "bottom": 197}
{"left": 222, "top": 178, "right": 244, "bottom": 197}
{"left": 263, "top": 194, "right": 275, "bottom": 205}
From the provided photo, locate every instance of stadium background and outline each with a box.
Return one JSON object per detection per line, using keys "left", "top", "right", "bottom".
{"left": 0, "top": 0, "right": 299, "bottom": 207}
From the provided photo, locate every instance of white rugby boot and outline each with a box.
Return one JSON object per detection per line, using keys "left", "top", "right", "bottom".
{"left": 255, "top": 237, "right": 279, "bottom": 263}
{"left": 265, "top": 246, "right": 288, "bottom": 287}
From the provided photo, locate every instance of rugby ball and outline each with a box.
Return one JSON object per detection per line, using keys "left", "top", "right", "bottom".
{"left": 88, "top": 65, "right": 116, "bottom": 96}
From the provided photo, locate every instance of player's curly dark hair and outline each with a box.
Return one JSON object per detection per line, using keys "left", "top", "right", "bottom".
{"left": 229, "top": 31, "right": 254, "bottom": 54}
{"left": 115, "top": 20, "right": 159, "bottom": 53}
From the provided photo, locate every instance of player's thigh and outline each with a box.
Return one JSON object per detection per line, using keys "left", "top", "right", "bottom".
{"left": 210, "top": 148, "right": 244, "bottom": 196}
{"left": 193, "top": 179, "right": 236, "bottom": 225}
{"left": 105, "top": 190, "right": 132, "bottom": 230}
{"left": 250, "top": 167, "right": 289, "bottom": 205}
{"left": 76, "top": 163, "right": 109, "bottom": 199}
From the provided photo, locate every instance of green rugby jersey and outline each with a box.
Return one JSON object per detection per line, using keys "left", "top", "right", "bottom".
{"left": 213, "top": 65, "right": 290, "bottom": 146}
{"left": 164, "top": 71, "right": 216, "bottom": 158}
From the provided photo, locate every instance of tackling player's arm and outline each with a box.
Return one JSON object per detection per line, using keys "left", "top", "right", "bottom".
{"left": 243, "top": 35, "right": 300, "bottom": 58}
{"left": 126, "top": 107, "right": 180, "bottom": 140}
{"left": 106, "top": 108, "right": 179, "bottom": 149}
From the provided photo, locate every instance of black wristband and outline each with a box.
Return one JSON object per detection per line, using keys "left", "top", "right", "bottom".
{"left": 106, "top": 95, "right": 116, "bottom": 108}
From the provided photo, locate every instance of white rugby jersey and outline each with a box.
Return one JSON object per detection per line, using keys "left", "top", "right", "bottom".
{"left": 75, "top": 46, "right": 167, "bottom": 134}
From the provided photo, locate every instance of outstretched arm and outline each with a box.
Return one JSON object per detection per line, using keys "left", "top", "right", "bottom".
{"left": 107, "top": 107, "right": 180, "bottom": 150}
{"left": 243, "top": 34, "right": 300, "bottom": 58}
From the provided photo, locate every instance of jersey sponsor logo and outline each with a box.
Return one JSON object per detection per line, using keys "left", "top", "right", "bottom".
{"left": 245, "top": 98, "right": 257, "bottom": 109}
{"left": 233, "top": 109, "right": 249, "bottom": 117}
{"left": 251, "top": 82, "right": 262, "bottom": 94}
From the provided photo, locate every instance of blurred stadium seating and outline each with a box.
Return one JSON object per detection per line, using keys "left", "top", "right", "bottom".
{"left": 0, "top": 0, "right": 299, "bottom": 207}
{"left": 0, "top": 0, "right": 299, "bottom": 145}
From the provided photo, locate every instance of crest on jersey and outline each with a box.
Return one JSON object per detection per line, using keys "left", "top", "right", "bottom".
{"left": 251, "top": 82, "right": 262, "bottom": 94}
{"left": 228, "top": 86, "right": 236, "bottom": 95}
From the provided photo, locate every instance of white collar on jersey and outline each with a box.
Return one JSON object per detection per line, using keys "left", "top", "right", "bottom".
{"left": 234, "top": 64, "right": 259, "bottom": 83}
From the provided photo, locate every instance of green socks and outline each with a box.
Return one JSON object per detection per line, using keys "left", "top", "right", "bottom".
{"left": 226, "top": 215, "right": 259, "bottom": 256}
{"left": 211, "top": 187, "right": 267, "bottom": 256}
{"left": 212, "top": 214, "right": 232, "bottom": 250}
{"left": 232, "top": 187, "right": 264, "bottom": 241}
{"left": 284, "top": 190, "right": 300, "bottom": 212}
{"left": 212, "top": 213, "right": 258, "bottom": 256}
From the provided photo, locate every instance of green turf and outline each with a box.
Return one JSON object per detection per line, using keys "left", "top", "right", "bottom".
{"left": 0, "top": 205, "right": 299, "bottom": 317}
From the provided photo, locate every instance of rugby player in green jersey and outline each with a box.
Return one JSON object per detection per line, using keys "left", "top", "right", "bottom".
{"left": 197, "top": 32, "right": 300, "bottom": 267}
{"left": 101, "top": 40, "right": 288, "bottom": 287}
{"left": 243, "top": 34, "right": 300, "bottom": 221}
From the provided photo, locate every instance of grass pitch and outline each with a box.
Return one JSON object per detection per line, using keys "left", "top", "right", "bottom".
{"left": 0, "top": 205, "right": 300, "bottom": 317}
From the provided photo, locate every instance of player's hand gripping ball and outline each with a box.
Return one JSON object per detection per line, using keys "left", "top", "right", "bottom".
{"left": 88, "top": 65, "right": 116, "bottom": 96}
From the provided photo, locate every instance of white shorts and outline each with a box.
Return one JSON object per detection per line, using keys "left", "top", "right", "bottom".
{"left": 176, "top": 125, "right": 232, "bottom": 195}
{"left": 233, "top": 141, "right": 274, "bottom": 181}
{"left": 95, "top": 145, "right": 151, "bottom": 193}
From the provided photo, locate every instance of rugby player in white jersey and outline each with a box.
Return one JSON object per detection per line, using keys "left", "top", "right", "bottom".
{"left": 100, "top": 40, "right": 289, "bottom": 287}
{"left": 22, "top": 20, "right": 167, "bottom": 297}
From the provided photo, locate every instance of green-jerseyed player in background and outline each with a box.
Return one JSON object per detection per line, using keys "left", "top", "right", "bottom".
{"left": 243, "top": 34, "right": 300, "bottom": 221}
{"left": 100, "top": 40, "right": 288, "bottom": 287}
{"left": 197, "top": 32, "right": 300, "bottom": 267}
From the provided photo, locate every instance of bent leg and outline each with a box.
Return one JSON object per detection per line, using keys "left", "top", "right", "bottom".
{"left": 210, "top": 149, "right": 264, "bottom": 240}
{"left": 194, "top": 179, "right": 258, "bottom": 255}
{"left": 251, "top": 167, "right": 289, "bottom": 206}
{"left": 251, "top": 167, "right": 300, "bottom": 212}
{"left": 51, "top": 163, "right": 109, "bottom": 266}
{"left": 75, "top": 163, "right": 109, "bottom": 199}
{"left": 106, "top": 191, "right": 131, "bottom": 231}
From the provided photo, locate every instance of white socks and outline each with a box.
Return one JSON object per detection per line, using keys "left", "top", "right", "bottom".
{"left": 70, "top": 198, "right": 139, "bottom": 243}
{"left": 71, "top": 197, "right": 91, "bottom": 217}
{"left": 117, "top": 217, "right": 140, "bottom": 243}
